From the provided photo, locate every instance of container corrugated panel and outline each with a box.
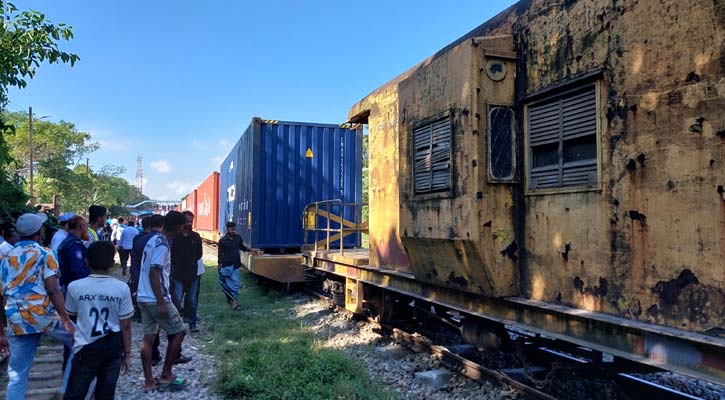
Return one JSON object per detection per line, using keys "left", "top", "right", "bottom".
{"left": 221, "top": 118, "right": 363, "bottom": 251}
{"left": 195, "top": 172, "right": 219, "bottom": 233}
{"left": 183, "top": 190, "right": 197, "bottom": 228}
{"left": 218, "top": 138, "right": 241, "bottom": 234}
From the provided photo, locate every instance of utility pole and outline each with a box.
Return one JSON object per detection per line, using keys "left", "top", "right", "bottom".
{"left": 28, "top": 106, "right": 34, "bottom": 205}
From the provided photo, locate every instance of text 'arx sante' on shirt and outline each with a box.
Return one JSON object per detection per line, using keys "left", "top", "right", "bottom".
{"left": 77, "top": 294, "right": 124, "bottom": 304}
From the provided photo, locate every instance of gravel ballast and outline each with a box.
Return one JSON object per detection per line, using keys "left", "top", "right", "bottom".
{"left": 293, "top": 295, "right": 522, "bottom": 400}
{"left": 114, "top": 318, "right": 219, "bottom": 400}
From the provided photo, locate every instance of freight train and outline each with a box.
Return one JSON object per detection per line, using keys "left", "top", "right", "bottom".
{"left": 182, "top": 0, "right": 724, "bottom": 386}
{"left": 180, "top": 117, "right": 363, "bottom": 283}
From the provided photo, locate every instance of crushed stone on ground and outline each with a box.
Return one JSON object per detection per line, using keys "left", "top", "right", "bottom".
{"left": 113, "top": 316, "right": 219, "bottom": 400}
{"left": 109, "top": 261, "right": 219, "bottom": 400}
{"left": 291, "top": 294, "right": 521, "bottom": 400}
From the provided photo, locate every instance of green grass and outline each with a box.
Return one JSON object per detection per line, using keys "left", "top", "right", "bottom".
{"left": 197, "top": 268, "right": 396, "bottom": 400}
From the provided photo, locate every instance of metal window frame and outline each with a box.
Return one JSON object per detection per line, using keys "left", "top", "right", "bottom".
{"left": 487, "top": 105, "right": 516, "bottom": 183}
{"left": 411, "top": 111, "right": 454, "bottom": 199}
{"left": 525, "top": 81, "right": 602, "bottom": 196}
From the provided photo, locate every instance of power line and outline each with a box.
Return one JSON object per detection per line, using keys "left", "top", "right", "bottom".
{"left": 4, "top": 101, "right": 26, "bottom": 112}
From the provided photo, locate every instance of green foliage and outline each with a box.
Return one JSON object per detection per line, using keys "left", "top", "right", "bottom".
{"left": 0, "top": 112, "right": 146, "bottom": 215}
{"left": 198, "top": 270, "right": 396, "bottom": 400}
{"left": 0, "top": 0, "right": 79, "bottom": 215}
{"left": 0, "top": 1, "right": 79, "bottom": 107}
{"left": 4, "top": 111, "right": 98, "bottom": 175}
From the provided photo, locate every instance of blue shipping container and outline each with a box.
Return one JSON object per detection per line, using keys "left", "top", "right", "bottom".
{"left": 219, "top": 138, "right": 241, "bottom": 234}
{"left": 218, "top": 118, "right": 363, "bottom": 251}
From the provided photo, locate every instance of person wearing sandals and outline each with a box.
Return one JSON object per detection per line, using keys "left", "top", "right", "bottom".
{"left": 217, "top": 221, "right": 248, "bottom": 310}
{"left": 137, "top": 211, "right": 188, "bottom": 392}
{"left": 64, "top": 241, "right": 133, "bottom": 400}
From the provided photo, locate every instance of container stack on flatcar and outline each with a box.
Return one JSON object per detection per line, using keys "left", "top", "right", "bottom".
{"left": 183, "top": 117, "right": 363, "bottom": 283}
{"left": 193, "top": 172, "right": 220, "bottom": 242}
{"left": 180, "top": 190, "right": 196, "bottom": 224}
{"left": 219, "top": 118, "right": 363, "bottom": 252}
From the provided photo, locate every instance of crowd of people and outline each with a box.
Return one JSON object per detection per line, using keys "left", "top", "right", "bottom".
{"left": 0, "top": 205, "right": 248, "bottom": 399}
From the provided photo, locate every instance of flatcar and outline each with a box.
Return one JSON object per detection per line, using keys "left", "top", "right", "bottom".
{"left": 181, "top": 117, "right": 363, "bottom": 284}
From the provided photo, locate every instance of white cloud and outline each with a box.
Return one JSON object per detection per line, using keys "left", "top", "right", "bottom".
{"left": 166, "top": 180, "right": 190, "bottom": 195}
{"left": 192, "top": 140, "right": 208, "bottom": 150}
{"left": 90, "top": 129, "right": 135, "bottom": 151}
{"left": 151, "top": 160, "right": 172, "bottom": 174}
{"left": 210, "top": 155, "right": 223, "bottom": 167}
{"left": 98, "top": 140, "right": 133, "bottom": 151}
{"left": 219, "top": 139, "right": 230, "bottom": 148}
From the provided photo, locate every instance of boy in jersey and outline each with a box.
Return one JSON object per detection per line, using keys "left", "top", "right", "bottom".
{"left": 138, "top": 211, "right": 187, "bottom": 392}
{"left": 64, "top": 241, "right": 133, "bottom": 400}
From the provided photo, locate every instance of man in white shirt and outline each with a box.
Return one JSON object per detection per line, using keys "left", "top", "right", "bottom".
{"left": 65, "top": 240, "right": 133, "bottom": 399}
{"left": 0, "top": 222, "right": 16, "bottom": 258}
{"left": 138, "top": 211, "right": 187, "bottom": 392}
{"left": 117, "top": 220, "right": 138, "bottom": 276}
{"left": 111, "top": 218, "right": 123, "bottom": 245}
{"left": 50, "top": 213, "right": 74, "bottom": 252}
{"left": 0, "top": 237, "right": 12, "bottom": 258}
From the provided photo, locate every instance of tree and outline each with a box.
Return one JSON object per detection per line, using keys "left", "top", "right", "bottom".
{"left": 3, "top": 111, "right": 98, "bottom": 200}
{"left": 0, "top": 0, "right": 79, "bottom": 215}
{"left": 0, "top": 1, "right": 79, "bottom": 107}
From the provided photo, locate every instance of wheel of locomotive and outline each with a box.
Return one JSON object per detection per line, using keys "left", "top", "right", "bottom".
{"left": 363, "top": 285, "right": 395, "bottom": 322}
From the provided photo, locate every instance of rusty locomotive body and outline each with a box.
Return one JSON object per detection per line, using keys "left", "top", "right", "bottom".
{"left": 304, "top": 0, "right": 724, "bottom": 385}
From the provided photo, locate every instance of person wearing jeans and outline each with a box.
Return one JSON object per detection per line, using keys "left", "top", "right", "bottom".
{"left": 0, "top": 213, "right": 75, "bottom": 400}
{"left": 216, "top": 222, "right": 248, "bottom": 310}
{"left": 64, "top": 241, "right": 133, "bottom": 400}
{"left": 170, "top": 211, "right": 203, "bottom": 332}
{"left": 117, "top": 220, "right": 138, "bottom": 276}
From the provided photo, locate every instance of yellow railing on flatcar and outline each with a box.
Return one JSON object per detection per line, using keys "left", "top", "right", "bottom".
{"left": 302, "top": 200, "right": 368, "bottom": 256}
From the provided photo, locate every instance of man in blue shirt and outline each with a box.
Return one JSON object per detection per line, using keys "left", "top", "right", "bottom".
{"left": 118, "top": 219, "right": 139, "bottom": 276}
{"left": 57, "top": 215, "right": 91, "bottom": 373}
{"left": 58, "top": 216, "right": 91, "bottom": 290}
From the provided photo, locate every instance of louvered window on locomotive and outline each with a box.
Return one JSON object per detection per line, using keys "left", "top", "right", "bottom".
{"left": 413, "top": 117, "right": 452, "bottom": 195}
{"left": 488, "top": 106, "right": 515, "bottom": 181}
{"left": 528, "top": 85, "right": 598, "bottom": 190}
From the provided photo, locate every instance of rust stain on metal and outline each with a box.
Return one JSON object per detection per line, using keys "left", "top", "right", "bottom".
{"left": 347, "top": 0, "right": 723, "bottom": 355}
{"left": 652, "top": 269, "right": 699, "bottom": 306}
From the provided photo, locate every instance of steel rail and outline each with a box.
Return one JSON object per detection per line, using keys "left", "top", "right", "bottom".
{"left": 303, "top": 286, "right": 718, "bottom": 400}
{"left": 303, "top": 288, "right": 555, "bottom": 400}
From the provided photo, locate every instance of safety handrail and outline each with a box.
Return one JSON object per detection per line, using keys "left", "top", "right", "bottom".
{"left": 302, "top": 200, "right": 368, "bottom": 256}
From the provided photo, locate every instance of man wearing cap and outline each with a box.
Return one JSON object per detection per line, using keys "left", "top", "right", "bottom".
{"left": 0, "top": 213, "right": 75, "bottom": 400}
{"left": 50, "top": 212, "right": 75, "bottom": 252}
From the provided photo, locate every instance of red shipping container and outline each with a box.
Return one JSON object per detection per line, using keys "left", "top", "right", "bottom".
{"left": 194, "top": 172, "right": 219, "bottom": 234}
{"left": 182, "top": 190, "right": 197, "bottom": 228}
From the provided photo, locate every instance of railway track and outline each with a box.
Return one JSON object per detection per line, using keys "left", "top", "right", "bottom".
{"left": 0, "top": 342, "right": 65, "bottom": 399}
{"left": 302, "top": 287, "right": 718, "bottom": 400}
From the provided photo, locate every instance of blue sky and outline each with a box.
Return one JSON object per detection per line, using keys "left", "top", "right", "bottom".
{"left": 7, "top": 0, "right": 514, "bottom": 201}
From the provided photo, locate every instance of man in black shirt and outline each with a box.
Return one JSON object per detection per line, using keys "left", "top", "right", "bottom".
{"left": 171, "top": 211, "right": 203, "bottom": 332}
{"left": 217, "top": 221, "right": 247, "bottom": 310}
